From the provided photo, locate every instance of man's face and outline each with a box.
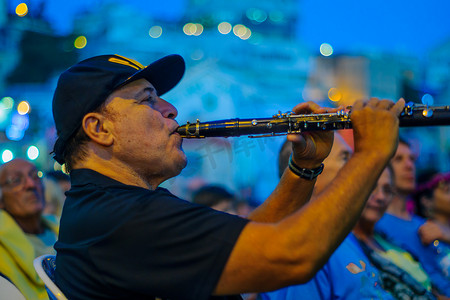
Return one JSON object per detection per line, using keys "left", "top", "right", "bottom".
{"left": 314, "top": 134, "right": 352, "bottom": 195}
{"left": 391, "top": 143, "right": 416, "bottom": 194}
{"left": 103, "top": 79, "right": 187, "bottom": 184}
{"left": 0, "top": 159, "right": 45, "bottom": 219}
{"left": 360, "top": 168, "right": 394, "bottom": 224}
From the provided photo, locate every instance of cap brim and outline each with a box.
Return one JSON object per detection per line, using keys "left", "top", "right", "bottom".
{"left": 119, "top": 54, "right": 185, "bottom": 96}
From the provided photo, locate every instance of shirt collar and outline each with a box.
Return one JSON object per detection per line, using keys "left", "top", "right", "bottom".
{"left": 70, "top": 169, "right": 129, "bottom": 189}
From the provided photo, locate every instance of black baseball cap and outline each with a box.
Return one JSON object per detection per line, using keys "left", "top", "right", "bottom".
{"left": 52, "top": 54, "right": 185, "bottom": 165}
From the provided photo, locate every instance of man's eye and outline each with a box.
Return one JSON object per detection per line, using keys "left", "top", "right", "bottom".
{"left": 142, "top": 97, "right": 154, "bottom": 104}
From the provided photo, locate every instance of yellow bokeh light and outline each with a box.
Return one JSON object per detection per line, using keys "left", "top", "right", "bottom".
{"left": 233, "top": 24, "right": 245, "bottom": 37}
{"left": 189, "top": 24, "right": 197, "bottom": 35}
{"left": 15, "top": 3, "right": 28, "bottom": 17}
{"left": 320, "top": 43, "right": 333, "bottom": 56}
{"left": 183, "top": 23, "right": 194, "bottom": 35}
{"left": 53, "top": 162, "right": 62, "bottom": 171}
{"left": 193, "top": 23, "right": 203, "bottom": 36}
{"left": 240, "top": 28, "right": 252, "bottom": 40}
{"left": 149, "top": 26, "right": 162, "bottom": 38}
{"left": 17, "top": 101, "right": 30, "bottom": 115}
{"left": 328, "top": 88, "right": 342, "bottom": 102}
{"left": 37, "top": 171, "right": 44, "bottom": 178}
{"left": 218, "top": 22, "right": 232, "bottom": 34}
{"left": 237, "top": 27, "right": 247, "bottom": 37}
{"left": 74, "top": 36, "right": 87, "bottom": 49}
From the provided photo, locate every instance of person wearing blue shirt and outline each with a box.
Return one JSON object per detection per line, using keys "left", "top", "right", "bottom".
{"left": 375, "top": 141, "right": 450, "bottom": 296}
{"left": 263, "top": 137, "right": 441, "bottom": 300}
{"left": 264, "top": 136, "right": 394, "bottom": 300}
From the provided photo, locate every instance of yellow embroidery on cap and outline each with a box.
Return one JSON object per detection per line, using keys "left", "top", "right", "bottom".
{"left": 114, "top": 55, "right": 144, "bottom": 69}
{"left": 108, "top": 56, "right": 144, "bottom": 70}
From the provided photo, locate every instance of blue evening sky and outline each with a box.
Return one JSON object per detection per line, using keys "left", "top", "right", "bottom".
{"left": 6, "top": 0, "right": 450, "bottom": 59}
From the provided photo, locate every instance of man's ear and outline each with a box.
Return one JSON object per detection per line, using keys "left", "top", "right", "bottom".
{"left": 82, "top": 112, "right": 114, "bottom": 146}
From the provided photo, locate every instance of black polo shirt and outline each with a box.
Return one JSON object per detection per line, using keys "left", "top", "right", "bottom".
{"left": 55, "top": 169, "right": 248, "bottom": 300}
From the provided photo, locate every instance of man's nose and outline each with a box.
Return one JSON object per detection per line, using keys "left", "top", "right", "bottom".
{"left": 372, "top": 187, "right": 386, "bottom": 202}
{"left": 156, "top": 97, "right": 178, "bottom": 119}
{"left": 23, "top": 175, "right": 38, "bottom": 189}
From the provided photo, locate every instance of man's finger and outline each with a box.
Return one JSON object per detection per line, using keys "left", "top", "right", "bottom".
{"left": 390, "top": 98, "right": 405, "bottom": 116}
{"left": 376, "top": 99, "right": 395, "bottom": 110}
{"left": 292, "top": 101, "right": 321, "bottom": 114}
{"left": 352, "top": 99, "right": 365, "bottom": 110}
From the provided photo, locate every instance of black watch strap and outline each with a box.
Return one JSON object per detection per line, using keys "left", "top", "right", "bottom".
{"left": 288, "top": 155, "right": 324, "bottom": 180}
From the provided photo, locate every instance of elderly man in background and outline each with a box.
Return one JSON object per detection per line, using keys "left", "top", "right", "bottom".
{"left": 0, "top": 158, "right": 58, "bottom": 299}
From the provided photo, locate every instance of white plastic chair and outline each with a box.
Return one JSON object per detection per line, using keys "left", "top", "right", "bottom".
{"left": 0, "top": 274, "right": 26, "bottom": 300}
{"left": 33, "top": 254, "right": 68, "bottom": 300}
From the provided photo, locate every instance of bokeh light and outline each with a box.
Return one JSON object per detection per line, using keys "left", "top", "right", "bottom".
{"left": 17, "top": 101, "right": 30, "bottom": 115}
{"left": 233, "top": 24, "right": 245, "bottom": 37}
{"left": 0, "top": 98, "right": 13, "bottom": 125}
{"left": 233, "top": 24, "right": 251, "bottom": 39}
{"left": 15, "top": 3, "right": 28, "bottom": 17}
{"left": 37, "top": 171, "right": 44, "bottom": 178}
{"left": 246, "top": 8, "right": 267, "bottom": 23}
{"left": 149, "top": 26, "right": 163, "bottom": 38}
{"left": 183, "top": 23, "right": 194, "bottom": 35}
{"left": 269, "top": 11, "right": 284, "bottom": 23}
{"left": 27, "top": 145, "right": 39, "bottom": 160}
{"left": 240, "top": 28, "right": 252, "bottom": 40}
{"left": 191, "top": 50, "right": 204, "bottom": 60}
{"left": 1, "top": 97, "right": 14, "bottom": 109}
{"left": 53, "top": 161, "right": 62, "bottom": 171}
{"left": 6, "top": 126, "right": 25, "bottom": 141}
{"left": 1, "top": 149, "right": 14, "bottom": 163}
{"left": 6, "top": 113, "right": 29, "bottom": 141}
{"left": 328, "top": 88, "right": 342, "bottom": 102}
{"left": 193, "top": 23, "right": 203, "bottom": 36}
{"left": 320, "top": 43, "right": 333, "bottom": 56}
{"left": 74, "top": 36, "right": 87, "bottom": 49}
{"left": 218, "top": 22, "right": 232, "bottom": 34}
{"left": 421, "top": 93, "right": 434, "bottom": 106}
{"left": 183, "top": 23, "right": 203, "bottom": 36}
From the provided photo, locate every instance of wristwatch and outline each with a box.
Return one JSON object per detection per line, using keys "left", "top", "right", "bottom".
{"left": 288, "top": 155, "right": 324, "bottom": 180}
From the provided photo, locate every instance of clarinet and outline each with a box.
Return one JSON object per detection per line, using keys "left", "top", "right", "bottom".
{"left": 176, "top": 103, "right": 450, "bottom": 139}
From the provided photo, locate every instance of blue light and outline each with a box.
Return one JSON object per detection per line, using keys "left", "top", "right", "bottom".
{"left": 421, "top": 94, "right": 434, "bottom": 106}
{"left": 6, "top": 125, "right": 25, "bottom": 141}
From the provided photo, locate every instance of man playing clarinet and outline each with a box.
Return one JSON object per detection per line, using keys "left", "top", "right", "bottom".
{"left": 52, "top": 53, "right": 404, "bottom": 300}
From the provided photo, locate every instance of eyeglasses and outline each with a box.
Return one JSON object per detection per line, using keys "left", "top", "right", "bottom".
{"left": 0, "top": 170, "right": 41, "bottom": 188}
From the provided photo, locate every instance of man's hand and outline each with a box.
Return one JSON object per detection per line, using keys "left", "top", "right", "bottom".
{"left": 418, "top": 220, "right": 450, "bottom": 245}
{"left": 351, "top": 98, "right": 405, "bottom": 159}
{"left": 287, "top": 101, "right": 338, "bottom": 169}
